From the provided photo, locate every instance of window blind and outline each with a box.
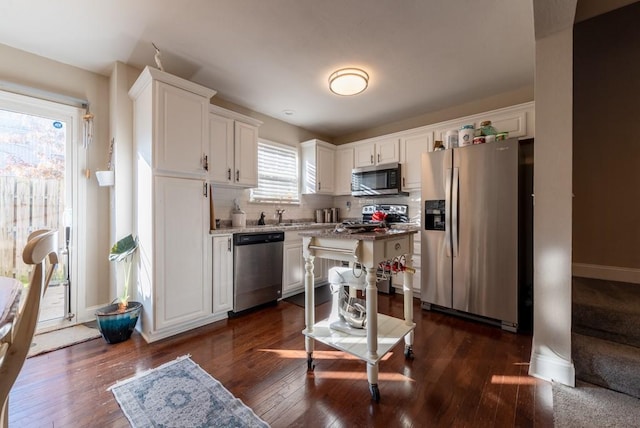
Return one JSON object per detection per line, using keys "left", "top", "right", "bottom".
{"left": 250, "top": 140, "right": 300, "bottom": 203}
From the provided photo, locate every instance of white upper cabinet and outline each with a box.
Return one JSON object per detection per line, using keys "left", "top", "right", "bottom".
{"left": 128, "top": 66, "right": 216, "bottom": 178}
{"left": 334, "top": 146, "right": 354, "bottom": 195}
{"left": 301, "top": 139, "right": 335, "bottom": 194}
{"left": 400, "top": 131, "right": 432, "bottom": 190}
{"left": 208, "top": 105, "right": 262, "bottom": 187}
{"left": 208, "top": 114, "right": 234, "bottom": 184}
{"left": 234, "top": 121, "right": 259, "bottom": 186}
{"left": 433, "top": 102, "right": 534, "bottom": 149}
{"left": 354, "top": 137, "right": 400, "bottom": 167}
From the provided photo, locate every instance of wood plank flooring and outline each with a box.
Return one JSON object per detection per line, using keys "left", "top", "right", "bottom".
{"left": 9, "top": 294, "right": 553, "bottom": 427}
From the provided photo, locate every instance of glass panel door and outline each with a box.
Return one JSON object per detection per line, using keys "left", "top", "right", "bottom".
{"left": 0, "top": 104, "right": 71, "bottom": 327}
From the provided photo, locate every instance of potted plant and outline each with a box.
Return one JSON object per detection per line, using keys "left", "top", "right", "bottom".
{"left": 95, "top": 234, "right": 142, "bottom": 344}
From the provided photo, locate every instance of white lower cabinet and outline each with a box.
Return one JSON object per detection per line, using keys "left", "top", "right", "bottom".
{"left": 282, "top": 231, "right": 326, "bottom": 298}
{"left": 137, "top": 176, "right": 213, "bottom": 342}
{"left": 212, "top": 234, "right": 233, "bottom": 315}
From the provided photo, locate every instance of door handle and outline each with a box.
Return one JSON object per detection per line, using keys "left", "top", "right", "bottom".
{"left": 227, "top": 168, "right": 231, "bottom": 180}
{"left": 203, "top": 154, "right": 208, "bottom": 171}
{"left": 377, "top": 153, "right": 380, "bottom": 163}
{"left": 452, "top": 167, "right": 459, "bottom": 257}
{"left": 203, "top": 182, "right": 208, "bottom": 196}
{"left": 236, "top": 170, "right": 240, "bottom": 182}
{"left": 227, "top": 237, "right": 231, "bottom": 252}
{"left": 445, "top": 168, "right": 452, "bottom": 258}
{"left": 370, "top": 154, "right": 374, "bottom": 164}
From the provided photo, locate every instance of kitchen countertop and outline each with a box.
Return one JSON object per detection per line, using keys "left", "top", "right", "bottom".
{"left": 209, "top": 222, "right": 336, "bottom": 235}
{"left": 298, "top": 225, "right": 419, "bottom": 241}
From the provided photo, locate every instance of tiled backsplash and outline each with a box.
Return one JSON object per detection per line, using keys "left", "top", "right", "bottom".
{"left": 211, "top": 186, "right": 422, "bottom": 225}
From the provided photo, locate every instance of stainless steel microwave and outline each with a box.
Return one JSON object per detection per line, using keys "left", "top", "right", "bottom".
{"left": 351, "top": 162, "right": 406, "bottom": 197}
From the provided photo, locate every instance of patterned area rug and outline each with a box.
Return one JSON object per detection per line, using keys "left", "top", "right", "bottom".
{"left": 109, "top": 355, "right": 269, "bottom": 428}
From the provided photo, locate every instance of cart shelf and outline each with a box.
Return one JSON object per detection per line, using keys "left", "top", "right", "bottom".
{"left": 303, "top": 314, "right": 415, "bottom": 365}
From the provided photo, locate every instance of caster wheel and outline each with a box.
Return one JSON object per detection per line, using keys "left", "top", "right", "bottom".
{"left": 404, "top": 347, "right": 414, "bottom": 359}
{"left": 307, "top": 355, "right": 315, "bottom": 372}
{"left": 369, "top": 383, "right": 380, "bottom": 402}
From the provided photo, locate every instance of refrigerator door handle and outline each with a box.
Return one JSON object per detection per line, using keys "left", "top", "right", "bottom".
{"left": 452, "top": 167, "right": 459, "bottom": 257}
{"left": 445, "top": 167, "right": 452, "bottom": 257}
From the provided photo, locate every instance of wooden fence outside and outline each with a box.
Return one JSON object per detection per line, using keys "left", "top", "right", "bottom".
{"left": 0, "top": 176, "right": 63, "bottom": 283}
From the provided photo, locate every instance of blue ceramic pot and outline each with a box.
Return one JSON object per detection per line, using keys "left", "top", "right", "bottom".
{"left": 95, "top": 301, "right": 142, "bottom": 344}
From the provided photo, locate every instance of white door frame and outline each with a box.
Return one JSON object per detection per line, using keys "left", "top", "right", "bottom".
{"left": 0, "top": 89, "right": 87, "bottom": 331}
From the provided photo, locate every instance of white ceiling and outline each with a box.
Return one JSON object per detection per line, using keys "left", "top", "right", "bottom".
{"left": 0, "top": 0, "right": 536, "bottom": 138}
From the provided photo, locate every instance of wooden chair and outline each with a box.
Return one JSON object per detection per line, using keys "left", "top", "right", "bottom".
{"left": 0, "top": 229, "right": 58, "bottom": 428}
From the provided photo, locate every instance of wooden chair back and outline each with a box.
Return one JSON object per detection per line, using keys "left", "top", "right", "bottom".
{"left": 0, "top": 229, "right": 58, "bottom": 428}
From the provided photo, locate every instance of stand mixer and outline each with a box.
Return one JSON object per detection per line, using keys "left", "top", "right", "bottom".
{"left": 327, "top": 266, "right": 368, "bottom": 336}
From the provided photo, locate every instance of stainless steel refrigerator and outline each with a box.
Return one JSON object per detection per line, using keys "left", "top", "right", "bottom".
{"left": 420, "top": 138, "right": 522, "bottom": 331}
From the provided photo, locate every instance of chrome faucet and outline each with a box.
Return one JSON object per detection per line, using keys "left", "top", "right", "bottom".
{"left": 276, "top": 209, "right": 286, "bottom": 224}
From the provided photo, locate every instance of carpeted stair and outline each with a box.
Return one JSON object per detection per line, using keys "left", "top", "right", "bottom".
{"left": 572, "top": 277, "right": 640, "bottom": 399}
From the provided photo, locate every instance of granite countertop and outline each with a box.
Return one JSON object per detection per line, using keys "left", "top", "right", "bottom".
{"left": 209, "top": 222, "right": 336, "bottom": 235}
{"left": 298, "top": 225, "right": 420, "bottom": 241}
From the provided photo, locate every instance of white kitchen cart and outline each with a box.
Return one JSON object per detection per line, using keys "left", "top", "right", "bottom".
{"left": 299, "top": 227, "right": 418, "bottom": 402}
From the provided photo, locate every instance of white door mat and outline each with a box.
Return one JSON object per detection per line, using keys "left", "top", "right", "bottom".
{"left": 28, "top": 324, "right": 102, "bottom": 358}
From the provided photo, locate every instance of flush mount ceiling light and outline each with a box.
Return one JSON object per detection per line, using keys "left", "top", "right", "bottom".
{"left": 328, "top": 68, "right": 369, "bottom": 96}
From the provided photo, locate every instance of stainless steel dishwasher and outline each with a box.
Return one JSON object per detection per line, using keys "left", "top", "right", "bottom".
{"left": 233, "top": 231, "right": 284, "bottom": 313}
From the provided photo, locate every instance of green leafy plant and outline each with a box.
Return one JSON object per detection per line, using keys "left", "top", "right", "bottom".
{"left": 108, "top": 234, "right": 138, "bottom": 312}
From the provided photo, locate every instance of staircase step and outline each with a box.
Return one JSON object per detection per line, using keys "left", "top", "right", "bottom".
{"left": 572, "top": 277, "right": 640, "bottom": 348}
{"left": 573, "top": 332, "right": 640, "bottom": 400}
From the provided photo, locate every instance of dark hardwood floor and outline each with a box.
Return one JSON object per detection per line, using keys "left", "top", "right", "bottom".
{"left": 10, "top": 294, "right": 553, "bottom": 427}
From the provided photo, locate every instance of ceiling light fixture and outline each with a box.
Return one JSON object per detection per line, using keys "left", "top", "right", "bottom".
{"left": 328, "top": 68, "right": 369, "bottom": 96}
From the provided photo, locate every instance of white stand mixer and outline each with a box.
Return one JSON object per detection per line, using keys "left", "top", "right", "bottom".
{"left": 327, "top": 266, "right": 368, "bottom": 336}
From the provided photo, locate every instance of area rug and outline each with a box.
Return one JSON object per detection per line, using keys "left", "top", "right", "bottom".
{"left": 284, "top": 284, "right": 332, "bottom": 307}
{"left": 553, "top": 380, "right": 640, "bottom": 427}
{"left": 109, "top": 355, "right": 269, "bottom": 428}
{"left": 28, "top": 324, "right": 102, "bottom": 358}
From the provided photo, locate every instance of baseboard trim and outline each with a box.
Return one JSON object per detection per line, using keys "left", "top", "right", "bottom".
{"left": 529, "top": 351, "right": 575, "bottom": 386}
{"left": 572, "top": 263, "right": 640, "bottom": 284}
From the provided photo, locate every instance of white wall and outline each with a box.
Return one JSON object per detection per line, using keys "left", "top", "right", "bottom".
{"left": 528, "top": 0, "right": 576, "bottom": 386}
{"left": 0, "top": 42, "right": 111, "bottom": 321}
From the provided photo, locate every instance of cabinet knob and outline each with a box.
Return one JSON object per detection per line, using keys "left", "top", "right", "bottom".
{"left": 370, "top": 154, "right": 374, "bottom": 164}
{"left": 227, "top": 237, "right": 231, "bottom": 252}
{"left": 227, "top": 168, "right": 232, "bottom": 180}
{"left": 203, "top": 154, "right": 208, "bottom": 171}
{"left": 236, "top": 170, "right": 240, "bottom": 182}
{"left": 377, "top": 153, "right": 380, "bottom": 163}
